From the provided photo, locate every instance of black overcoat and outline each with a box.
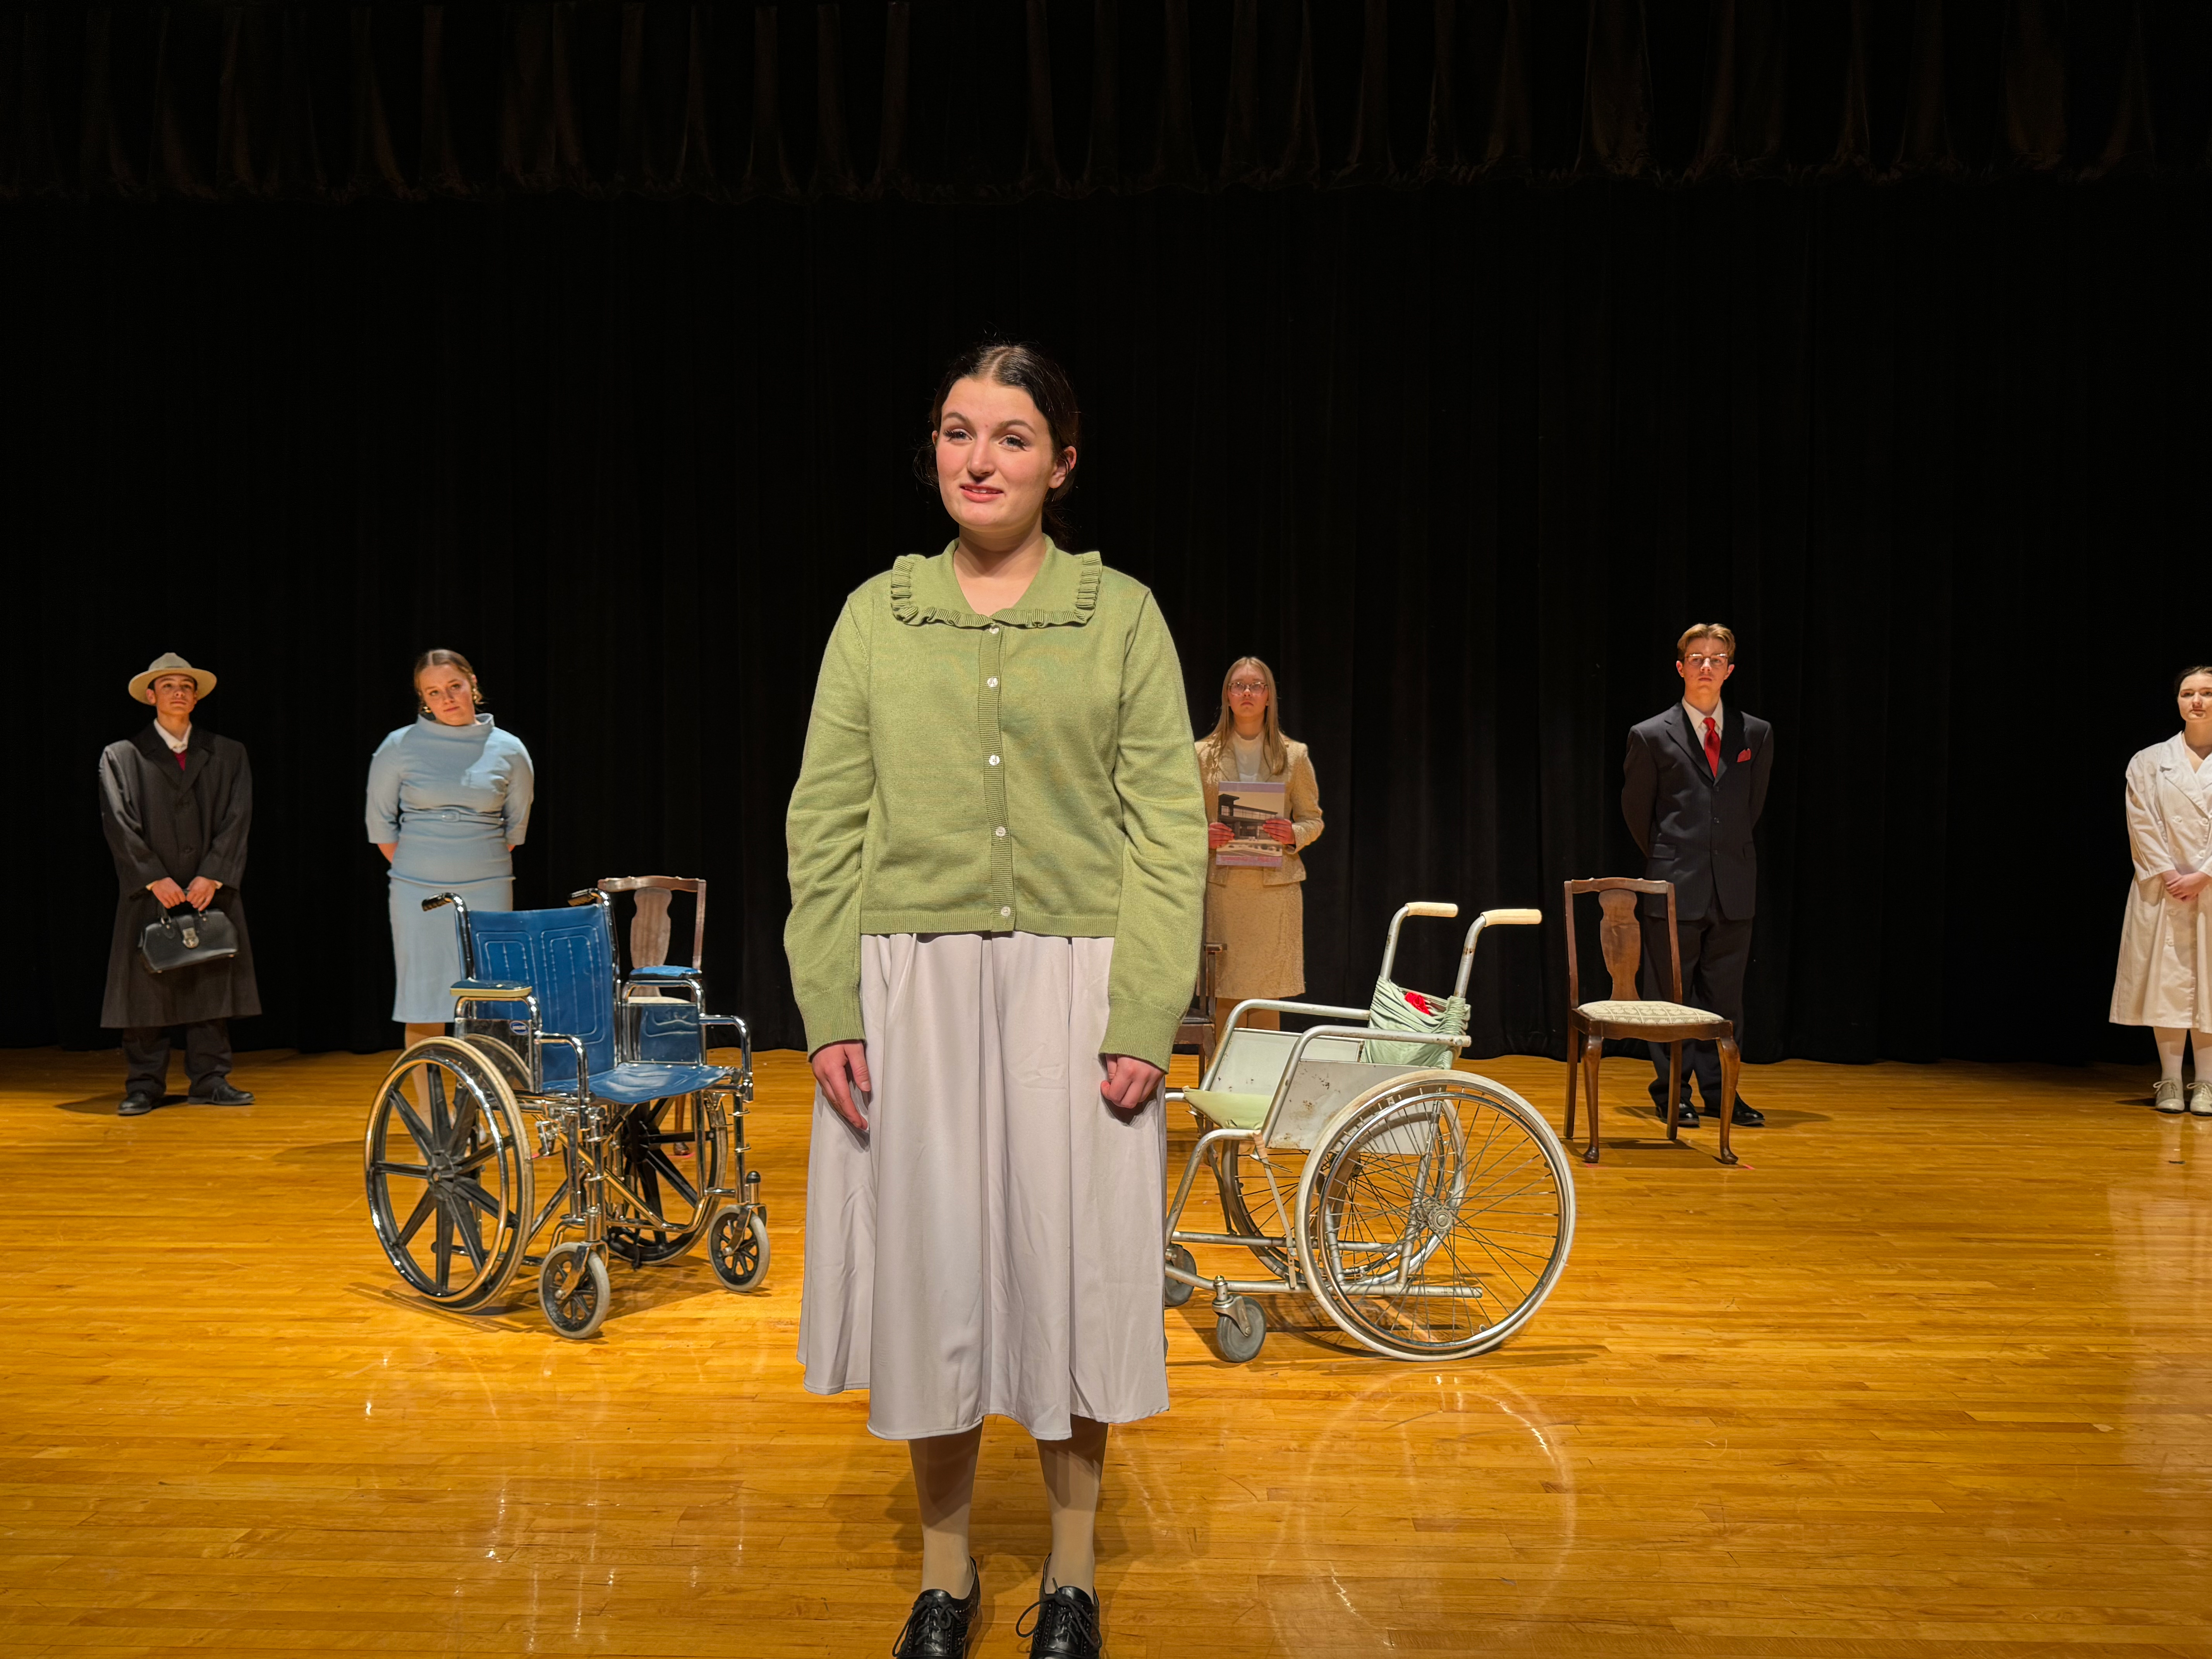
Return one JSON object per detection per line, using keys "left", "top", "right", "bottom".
{"left": 99, "top": 725, "right": 261, "bottom": 1027}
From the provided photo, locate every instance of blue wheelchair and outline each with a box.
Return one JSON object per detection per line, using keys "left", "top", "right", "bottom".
{"left": 362, "top": 879, "right": 764, "bottom": 1339}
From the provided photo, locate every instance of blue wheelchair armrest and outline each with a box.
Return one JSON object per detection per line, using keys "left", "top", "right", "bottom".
{"left": 627, "top": 964, "right": 699, "bottom": 981}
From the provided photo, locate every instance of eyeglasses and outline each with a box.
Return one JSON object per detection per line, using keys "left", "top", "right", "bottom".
{"left": 1683, "top": 654, "right": 1732, "bottom": 670}
{"left": 1228, "top": 680, "right": 1268, "bottom": 694}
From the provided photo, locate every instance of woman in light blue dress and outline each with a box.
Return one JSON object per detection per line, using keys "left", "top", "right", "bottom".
{"left": 366, "top": 649, "right": 535, "bottom": 1046}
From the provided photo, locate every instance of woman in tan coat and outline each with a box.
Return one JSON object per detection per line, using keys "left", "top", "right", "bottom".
{"left": 1195, "top": 657, "right": 1323, "bottom": 1049}
{"left": 2112, "top": 664, "right": 2212, "bottom": 1116}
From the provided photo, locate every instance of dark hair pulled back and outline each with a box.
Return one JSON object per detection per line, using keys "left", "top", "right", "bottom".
{"left": 2178, "top": 665, "right": 2212, "bottom": 696}
{"left": 915, "top": 341, "right": 1082, "bottom": 541}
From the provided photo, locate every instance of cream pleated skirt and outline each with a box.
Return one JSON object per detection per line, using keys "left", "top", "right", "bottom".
{"left": 798, "top": 932, "right": 1170, "bottom": 1442}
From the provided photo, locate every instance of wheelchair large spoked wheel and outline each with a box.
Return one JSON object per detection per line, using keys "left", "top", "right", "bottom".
{"left": 604, "top": 1091, "right": 730, "bottom": 1264}
{"left": 365, "top": 1037, "right": 536, "bottom": 1310}
{"left": 1293, "top": 1069, "right": 1574, "bottom": 1362}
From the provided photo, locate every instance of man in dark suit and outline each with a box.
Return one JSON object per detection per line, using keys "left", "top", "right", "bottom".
{"left": 1620, "top": 623, "right": 1773, "bottom": 1129}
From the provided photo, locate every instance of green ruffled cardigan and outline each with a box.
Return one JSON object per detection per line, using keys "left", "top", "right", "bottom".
{"left": 785, "top": 542, "right": 1210, "bottom": 1068}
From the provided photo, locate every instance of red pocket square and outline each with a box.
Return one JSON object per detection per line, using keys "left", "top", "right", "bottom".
{"left": 1736, "top": 749, "right": 1752, "bottom": 763}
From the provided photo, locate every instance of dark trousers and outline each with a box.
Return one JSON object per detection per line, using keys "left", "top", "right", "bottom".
{"left": 121, "top": 1019, "right": 232, "bottom": 1099}
{"left": 1639, "top": 913, "right": 1752, "bottom": 1108}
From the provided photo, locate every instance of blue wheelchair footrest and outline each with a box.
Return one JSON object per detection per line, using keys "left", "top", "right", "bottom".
{"left": 543, "top": 1061, "right": 733, "bottom": 1105}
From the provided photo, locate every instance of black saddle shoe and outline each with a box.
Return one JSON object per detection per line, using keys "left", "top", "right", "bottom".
{"left": 893, "top": 1561, "right": 981, "bottom": 1659}
{"left": 117, "top": 1093, "right": 156, "bottom": 1118}
{"left": 1653, "top": 1098, "right": 1701, "bottom": 1130}
{"left": 1728, "top": 1101, "right": 1764, "bottom": 1127}
{"left": 187, "top": 1080, "right": 254, "bottom": 1106}
{"left": 1020, "top": 1580, "right": 1103, "bottom": 1659}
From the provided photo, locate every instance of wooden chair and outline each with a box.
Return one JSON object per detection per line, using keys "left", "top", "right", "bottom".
{"left": 1562, "top": 878, "right": 1740, "bottom": 1167}
{"left": 1174, "top": 943, "right": 1228, "bottom": 1075}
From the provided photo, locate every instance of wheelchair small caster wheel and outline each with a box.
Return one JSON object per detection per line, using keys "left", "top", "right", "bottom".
{"left": 709, "top": 1209, "right": 770, "bottom": 1291}
{"left": 539, "top": 1243, "right": 609, "bottom": 1340}
{"left": 1215, "top": 1297, "right": 1266, "bottom": 1363}
{"left": 1164, "top": 1244, "right": 1195, "bottom": 1308}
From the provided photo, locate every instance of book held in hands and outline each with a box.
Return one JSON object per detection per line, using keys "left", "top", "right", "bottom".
{"left": 1214, "top": 779, "right": 1286, "bottom": 868}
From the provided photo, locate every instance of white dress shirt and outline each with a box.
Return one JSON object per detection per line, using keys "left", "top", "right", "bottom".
{"left": 154, "top": 720, "right": 192, "bottom": 754}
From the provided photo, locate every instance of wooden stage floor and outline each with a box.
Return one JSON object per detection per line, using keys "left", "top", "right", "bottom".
{"left": 2, "top": 1046, "right": 2207, "bottom": 1657}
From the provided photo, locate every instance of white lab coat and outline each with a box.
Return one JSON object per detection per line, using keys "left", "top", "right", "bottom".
{"left": 2111, "top": 734, "right": 2212, "bottom": 1029}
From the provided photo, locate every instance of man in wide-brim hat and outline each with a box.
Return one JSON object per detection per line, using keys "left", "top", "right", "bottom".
{"left": 99, "top": 653, "right": 261, "bottom": 1116}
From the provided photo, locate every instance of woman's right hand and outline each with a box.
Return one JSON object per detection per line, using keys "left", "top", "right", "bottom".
{"left": 2166, "top": 869, "right": 2212, "bottom": 902}
{"left": 812, "top": 1040, "right": 872, "bottom": 1131}
{"left": 1207, "top": 821, "right": 1233, "bottom": 850}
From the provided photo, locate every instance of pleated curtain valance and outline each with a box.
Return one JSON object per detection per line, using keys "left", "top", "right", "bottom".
{"left": 0, "top": 0, "right": 2205, "bottom": 203}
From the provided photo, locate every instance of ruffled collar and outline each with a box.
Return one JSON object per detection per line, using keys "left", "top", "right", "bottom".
{"left": 888, "top": 540, "right": 1102, "bottom": 629}
{"left": 414, "top": 713, "right": 497, "bottom": 744}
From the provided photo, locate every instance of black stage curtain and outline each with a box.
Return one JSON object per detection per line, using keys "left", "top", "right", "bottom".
{"left": 5, "top": 6, "right": 2209, "bottom": 1068}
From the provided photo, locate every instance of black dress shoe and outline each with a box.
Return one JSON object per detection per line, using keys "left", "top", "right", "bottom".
{"left": 187, "top": 1080, "right": 255, "bottom": 1106}
{"left": 1728, "top": 1101, "right": 1764, "bottom": 1127}
{"left": 1020, "top": 1582, "right": 1103, "bottom": 1659}
{"left": 893, "top": 1561, "right": 981, "bottom": 1659}
{"left": 1652, "top": 1098, "right": 1701, "bottom": 1130}
{"left": 118, "top": 1093, "right": 157, "bottom": 1118}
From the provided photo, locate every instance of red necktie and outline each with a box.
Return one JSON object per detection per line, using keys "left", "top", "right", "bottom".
{"left": 1703, "top": 716, "right": 1721, "bottom": 777}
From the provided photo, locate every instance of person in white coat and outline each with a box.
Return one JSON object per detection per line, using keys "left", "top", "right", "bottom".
{"left": 2112, "top": 665, "right": 2212, "bottom": 1115}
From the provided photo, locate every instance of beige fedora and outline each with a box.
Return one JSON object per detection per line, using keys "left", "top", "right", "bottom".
{"left": 129, "top": 652, "right": 217, "bottom": 704}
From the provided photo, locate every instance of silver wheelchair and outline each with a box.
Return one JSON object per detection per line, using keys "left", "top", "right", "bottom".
{"left": 1165, "top": 902, "right": 1576, "bottom": 1363}
{"left": 362, "top": 879, "right": 766, "bottom": 1339}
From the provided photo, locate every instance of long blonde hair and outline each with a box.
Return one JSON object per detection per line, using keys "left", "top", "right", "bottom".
{"left": 1200, "top": 655, "right": 1290, "bottom": 779}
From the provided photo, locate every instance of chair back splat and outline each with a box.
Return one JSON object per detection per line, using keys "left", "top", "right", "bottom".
{"left": 595, "top": 876, "right": 707, "bottom": 972}
{"left": 1596, "top": 889, "right": 1642, "bottom": 1002}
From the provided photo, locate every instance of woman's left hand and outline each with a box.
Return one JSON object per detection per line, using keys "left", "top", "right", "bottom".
{"left": 1100, "top": 1054, "right": 1164, "bottom": 1111}
{"left": 1262, "top": 816, "right": 1296, "bottom": 845}
{"left": 2169, "top": 869, "right": 2212, "bottom": 901}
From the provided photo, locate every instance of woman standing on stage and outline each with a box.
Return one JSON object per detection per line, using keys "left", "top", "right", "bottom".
{"left": 2112, "top": 665, "right": 2212, "bottom": 1116}
{"left": 785, "top": 342, "right": 1207, "bottom": 1659}
{"left": 1196, "top": 657, "right": 1324, "bottom": 1049}
{"left": 367, "top": 650, "right": 534, "bottom": 1049}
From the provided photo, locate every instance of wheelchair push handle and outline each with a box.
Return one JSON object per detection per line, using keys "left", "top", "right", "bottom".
{"left": 419, "top": 891, "right": 478, "bottom": 978}
{"left": 1451, "top": 905, "right": 1544, "bottom": 998}
{"left": 1379, "top": 900, "right": 1460, "bottom": 984}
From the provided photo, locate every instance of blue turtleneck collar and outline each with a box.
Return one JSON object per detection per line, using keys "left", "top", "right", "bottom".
{"left": 416, "top": 713, "right": 496, "bottom": 742}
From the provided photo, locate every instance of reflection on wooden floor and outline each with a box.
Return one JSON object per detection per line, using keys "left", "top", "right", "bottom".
{"left": 2, "top": 1044, "right": 2209, "bottom": 1656}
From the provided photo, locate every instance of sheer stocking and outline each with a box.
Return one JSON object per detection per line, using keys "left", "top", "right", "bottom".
{"left": 1036, "top": 1415, "right": 1108, "bottom": 1596}
{"left": 909, "top": 1426, "right": 983, "bottom": 1595}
